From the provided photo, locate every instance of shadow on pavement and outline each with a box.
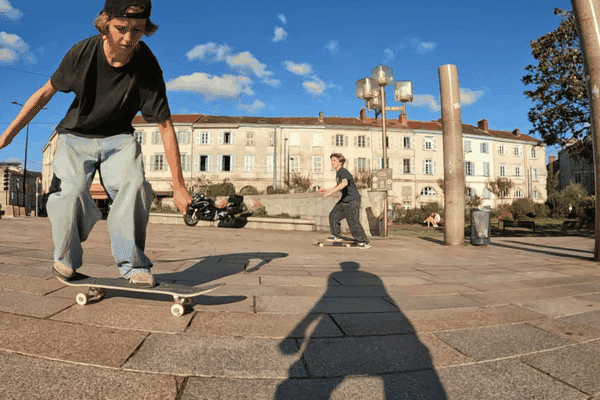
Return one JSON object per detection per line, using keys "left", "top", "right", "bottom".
{"left": 490, "top": 241, "right": 593, "bottom": 261}
{"left": 503, "top": 240, "right": 594, "bottom": 255}
{"left": 155, "top": 252, "right": 288, "bottom": 285}
{"left": 274, "top": 261, "right": 447, "bottom": 400}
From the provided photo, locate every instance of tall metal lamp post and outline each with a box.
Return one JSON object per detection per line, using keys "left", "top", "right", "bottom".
{"left": 356, "top": 65, "right": 413, "bottom": 237}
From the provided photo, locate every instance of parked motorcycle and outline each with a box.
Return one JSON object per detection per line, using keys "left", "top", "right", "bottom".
{"left": 184, "top": 193, "right": 245, "bottom": 227}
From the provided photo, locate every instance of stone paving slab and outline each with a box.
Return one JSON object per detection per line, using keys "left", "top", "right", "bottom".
{"left": 463, "top": 286, "right": 586, "bottom": 306}
{"left": 0, "top": 312, "right": 147, "bottom": 367}
{"left": 405, "top": 304, "right": 545, "bottom": 333}
{"left": 522, "top": 340, "right": 600, "bottom": 397}
{"left": 435, "top": 323, "right": 574, "bottom": 361}
{"left": 387, "top": 294, "right": 484, "bottom": 311}
{"left": 51, "top": 299, "right": 194, "bottom": 333}
{"left": 527, "top": 310, "right": 600, "bottom": 343}
{"left": 123, "top": 334, "right": 304, "bottom": 379}
{"left": 259, "top": 275, "right": 338, "bottom": 287}
{"left": 330, "top": 312, "right": 417, "bottom": 336}
{"left": 517, "top": 296, "right": 600, "bottom": 318}
{"left": 0, "top": 274, "right": 64, "bottom": 295}
{"left": 0, "top": 351, "right": 178, "bottom": 400}
{"left": 186, "top": 312, "right": 344, "bottom": 338}
{"left": 398, "top": 283, "right": 481, "bottom": 296}
{"left": 0, "top": 289, "right": 73, "bottom": 318}
{"left": 437, "top": 359, "right": 588, "bottom": 400}
{"left": 0, "top": 263, "right": 54, "bottom": 278}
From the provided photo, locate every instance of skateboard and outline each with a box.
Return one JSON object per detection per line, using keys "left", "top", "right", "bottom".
{"left": 315, "top": 239, "right": 358, "bottom": 248}
{"left": 57, "top": 273, "right": 224, "bottom": 317}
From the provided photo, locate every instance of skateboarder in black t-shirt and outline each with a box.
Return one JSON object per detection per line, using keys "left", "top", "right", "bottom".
{"left": 0, "top": 0, "right": 192, "bottom": 286}
{"left": 319, "top": 153, "right": 371, "bottom": 249}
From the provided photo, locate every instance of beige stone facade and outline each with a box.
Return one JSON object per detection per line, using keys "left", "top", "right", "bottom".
{"left": 41, "top": 114, "right": 547, "bottom": 210}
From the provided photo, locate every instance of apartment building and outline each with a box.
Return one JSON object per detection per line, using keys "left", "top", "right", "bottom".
{"left": 41, "top": 111, "right": 547, "bottom": 210}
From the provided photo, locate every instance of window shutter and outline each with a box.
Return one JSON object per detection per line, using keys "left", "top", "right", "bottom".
{"left": 344, "top": 136, "right": 349, "bottom": 147}
{"left": 433, "top": 139, "right": 437, "bottom": 150}
{"left": 421, "top": 160, "right": 425, "bottom": 174}
{"left": 422, "top": 139, "right": 426, "bottom": 150}
{"left": 411, "top": 159, "right": 415, "bottom": 174}
{"left": 331, "top": 135, "right": 335, "bottom": 146}
{"left": 219, "top": 132, "right": 224, "bottom": 145}
{"left": 354, "top": 136, "right": 358, "bottom": 147}
{"left": 231, "top": 132, "right": 236, "bottom": 145}
{"left": 231, "top": 155, "right": 236, "bottom": 172}
{"left": 150, "top": 155, "right": 155, "bottom": 172}
{"left": 366, "top": 137, "right": 371, "bottom": 147}
{"left": 433, "top": 161, "right": 437, "bottom": 175}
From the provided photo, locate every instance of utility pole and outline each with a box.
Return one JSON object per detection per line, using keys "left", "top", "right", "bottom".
{"left": 571, "top": 0, "right": 600, "bottom": 260}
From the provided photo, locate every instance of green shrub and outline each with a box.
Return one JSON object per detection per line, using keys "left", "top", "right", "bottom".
{"left": 533, "top": 202, "right": 549, "bottom": 218}
{"left": 205, "top": 180, "right": 236, "bottom": 199}
{"left": 405, "top": 208, "right": 429, "bottom": 225}
{"left": 239, "top": 186, "right": 261, "bottom": 195}
{"left": 509, "top": 199, "right": 536, "bottom": 220}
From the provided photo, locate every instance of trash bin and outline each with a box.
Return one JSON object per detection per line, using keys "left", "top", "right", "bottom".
{"left": 470, "top": 208, "right": 491, "bottom": 245}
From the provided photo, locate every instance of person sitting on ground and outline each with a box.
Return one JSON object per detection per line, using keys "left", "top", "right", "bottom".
{"left": 424, "top": 212, "right": 440, "bottom": 228}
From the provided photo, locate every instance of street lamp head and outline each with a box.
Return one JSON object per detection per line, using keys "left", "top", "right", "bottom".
{"left": 355, "top": 77, "right": 378, "bottom": 100}
{"left": 371, "top": 65, "right": 393, "bottom": 87}
{"left": 394, "top": 81, "right": 413, "bottom": 103}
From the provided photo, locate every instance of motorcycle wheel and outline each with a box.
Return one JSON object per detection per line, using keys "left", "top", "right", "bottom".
{"left": 220, "top": 215, "right": 236, "bottom": 227}
{"left": 183, "top": 212, "right": 200, "bottom": 227}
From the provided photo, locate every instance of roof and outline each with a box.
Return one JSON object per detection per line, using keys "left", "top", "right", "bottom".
{"left": 132, "top": 113, "right": 541, "bottom": 144}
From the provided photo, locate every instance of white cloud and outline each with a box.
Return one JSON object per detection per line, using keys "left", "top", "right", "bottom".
{"left": 262, "top": 77, "right": 281, "bottom": 88}
{"left": 396, "top": 38, "right": 437, "bottom": 55}
{"left": 278, "top": 14, "right": 286, "bottom": 24}
{"left": 416, "top": 41, "right": 436, "bottom": 54}
{"left": 166, "top": 72, "right": 254, "bottom": 101}
{"left": 384, "top": 48, "right": 394, "bottom": 62}
{"left": 238, "top": 99, "right": 266, "bottom": 114}
{"left": 272, "top": 27, "right": 287, "bottom": 42}
{"left": 0, "top": 31, "right": 35, "bottom": 64}
{"left": 325, "top": 40, "right": 339, "bottom": 53}
{"left": 460, "top": 88, "right": 484, "bottom": 105}
{"left": 411, "top": 88, "right": 484, "bottom": 113}
{"left": 284, "top": 61, "right": 312, "bottom": 76}
{"left": 0, "top": 1, "right": 22, "bottom": 20}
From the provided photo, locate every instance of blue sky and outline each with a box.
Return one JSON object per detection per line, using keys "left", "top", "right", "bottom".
{"left": 0, "top": 0, "right": 573, "bottom": 172}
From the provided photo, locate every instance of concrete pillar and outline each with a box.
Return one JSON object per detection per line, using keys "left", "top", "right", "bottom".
{"left": 439, "top": 65, "right": 465, "bottom": 246}
{"left": 572, "top": 0, "right": 600, "bottom": 260}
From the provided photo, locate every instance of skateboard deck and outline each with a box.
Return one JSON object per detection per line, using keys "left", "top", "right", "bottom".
{"left": 57, "top": 273, "right": 224, "bottom": 317}
{"left": 315, "top": 239, "right": 358, "bottom": 248}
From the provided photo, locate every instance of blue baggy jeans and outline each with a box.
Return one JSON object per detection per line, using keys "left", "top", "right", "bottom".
{"left": 46, "top": 133, "right": 153, "bottom": 279}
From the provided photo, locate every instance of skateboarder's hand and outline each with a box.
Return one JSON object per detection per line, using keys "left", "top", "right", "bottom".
{"left": 173, "top": 186, "right": 193, "bottom": 214}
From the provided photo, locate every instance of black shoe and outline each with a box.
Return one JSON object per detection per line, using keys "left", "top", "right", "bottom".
{"left": 327, "top": 235, "right": 343, "bottom": 242}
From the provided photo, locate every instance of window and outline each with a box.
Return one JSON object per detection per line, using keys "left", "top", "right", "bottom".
{"left": 177, "top": 131, "right": 191, "bottom": 145}
{"left": 180, "top": 154, "right": 190, "bottom": 172}
{"left": 403, "top": 202, "right": 411, "bottom": 210}
{"left": 244, "top": 155, "right": 255, "bottom": 172}
{"left": 466, "top": 187, "right": 476, "bottom": 197}
{"left": 483, "top": 188, "right": 491, "bottom": 198}
{"left": 483, "top": 162, "right": 490, "bottom": 177}
{"left": 269, "top": 132, "right": 275, "bottom": 146}
{"left": 498, "top": 144, "right": 506, "bottom": 155}
{"left": 377, "top": 158, "right": 390, "bottom": 169}
{"left": 423, "top": 137, "right": 437, "bottom": 150}
{"left": 289, "top": 156, "right": 300, "bottom": 173}
{"left": 378, "top": 136, "right": 391, "bottom": 148}
{"left": 422, "top": 159, "right": 437, "bottom": 175}
{"left": 194, "top": 155, "right": 212, "bottom": 172}
{"left": 196, "top": 131, "right": 212, "bottom": 145}
{"left": 420, "top": 187, "right": 436, "bottom": 196}
{"left": 333, "top": 134, "right": 346, "bottom": 147}
{"left": 355, "top": 135, "right": 367, "bottom": 148}
{"left": 530, "top": 147, "right": 538, "bottom": 159}
{"left": 355, "top": 157, "right": 367, "bottom": 172}
{"left": 499, "top": 165, "right": 508, "bottom": 177}
{"left": 150, "top": 154, "right": 166, "bottom": 171}
{"left": 134, "top": 131, "right": 146, "bottom": 145}
{"left": 464, "top": 140, "right": 472, "bottom": 153}
{"left": 312, "top": 132, "right": 323, "bottom": 147}
{"left": 480, "top": 142, "right": 489, "bottom": 153}
{"left": 531, "top": 169, "right": 540, "bottom": 181}
{"left": 403, "top": 137, "right": 412, "bottom": 149}
{"left": 530, "top": 190, "right": 541, "bottom": 199}
{"left": 218, "top": 155, "right": 236, "bottom": 172}
{"left": 151, "top": 130, "right": 162, "bottom": 145}
{"left": 403, "top": 158, "right": 413, "bottom": 174}
{"left": 514, "top": 165, "right": 523, "bottom": 178}
{"left": 575, "top": 172, "right": 582, "bottom": 184}
{"left": 221, "top": 131, "right": 234, "bottom": 145}
{"left": 465, "top": 161, "right": 474, "bottom": 176}
{"left": 246, "top": 132, "right": 255, "bottom": 146}
{"left": 313, "top": 156, "right": 323, "bottom": 174}
{"left": 515, "top": 190, "right": 524, "bottom": 198}
{"left": 289, "top": 132, "right": 300, "bottom": 147}
{"left": 513, "top": 145, "right": 523, "bottom": 156}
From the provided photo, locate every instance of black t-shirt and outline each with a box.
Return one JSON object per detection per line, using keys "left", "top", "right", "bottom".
{"left": 336, "top": 168, "right": 361, "bottom": 203}
{"left": 51, "top": 35, "right": 171, "bottom": 138}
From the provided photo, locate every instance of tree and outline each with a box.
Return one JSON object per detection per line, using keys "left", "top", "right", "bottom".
{"left": 485, "top": 177, "right": 514, "bottom": 207}
{"left": 522, "top": 8, "right": 591, "bottom": 159}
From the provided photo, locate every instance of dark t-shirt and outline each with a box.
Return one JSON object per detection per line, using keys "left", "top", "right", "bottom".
{"left": 51, "top": 35, "right": 171, "bottom": 138}
{"left": 336, "top": 168, "right": 361, "bottom": 203}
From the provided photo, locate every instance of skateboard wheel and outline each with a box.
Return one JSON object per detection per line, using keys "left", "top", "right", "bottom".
{"left": 171, "top": 304, "right": 185, "bottom": 317}
{"left": 318, "top": 242, "right": 324, "bottom": 247}
{"left": 345, "top": 243, "right": 351, "bottom": 248}
{"left": 76, "top": 293, "right": 89, "bottom": 306}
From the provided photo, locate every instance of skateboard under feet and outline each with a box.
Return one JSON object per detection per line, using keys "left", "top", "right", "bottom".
{"left": 57, "top": 273, "right": 224, "bottom": 317}
{"left": 315, "top": 239, "right": 358, "bottom": 248}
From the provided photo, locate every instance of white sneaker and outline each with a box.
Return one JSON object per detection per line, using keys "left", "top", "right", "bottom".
{"left": 53, "top": 262, "right": 75, "bottom": 280}
{"left": 129, "top": 271, "right": 155, "bottom": 287}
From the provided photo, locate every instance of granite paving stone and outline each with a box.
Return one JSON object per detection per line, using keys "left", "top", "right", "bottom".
{"left": 0, "top": 274, "right": 64, "bottom": 295}
{"left": 521, "top": 340, "right": 600, "bottom": 396}
{"left": 259, "top": 275, "right": 338, "bottom": 287}
{"left": 517, "top": 296, "right": 600, "bottom": 317}
{"left": 330, "top": 312, "right": 418, "bottom": 336}
{"left": 0, "top": 263, "right": 54, "bottom": 278}
{"left": 255, "top": 296, "right": 320, "bottom": 314}
{"left": 387, "top": 294, "right": 483, "bottom": 311}
{"left": 0, "top": 312, "right": 147, "bottom": 367}
{"left": 527, "top": 310, "right": 600, "bottom": 342}
{"left": 398, "top": 283, "right": 481, "bottom": 296}
{"left": 435, "top": 323, "right": 574, "bottom": 361}
{"left": 123, "top": 334, "right": 305, "bottom": 378}
{"left": 464, "top": 286, "right": 585, "bottom": 306}
{"left": 0, "top": 351, "right": 178, "bottom": 400}
{"left": 0, "top": 289, "right": 73, "bottom": 318}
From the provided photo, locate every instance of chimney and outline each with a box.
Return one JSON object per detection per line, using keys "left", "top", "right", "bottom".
{"left": 477, "top": 119, "right": 489, "bottom": 132}
{"left": 359, "top": 107, "right": 367, "bottom": 122}
{"left": 512, "top": 128, "right": 520, "bottom": 137}
{"left": 398, "top": 113, "right": 408, "bottom": 126}
{"left": 318, "top": 111, "right": 324, "bottom": 123}
{"left": 549, "top": 155, "right": 556, "bottom": 164}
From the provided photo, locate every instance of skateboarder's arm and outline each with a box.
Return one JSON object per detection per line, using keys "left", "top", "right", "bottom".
{"left": 158, "top": 117, "right": 193, "bottom": 214}
{"left": 0, "top": 80, "right": 57, "bottom": 150}
{"left": 321, "top": 179, "right": 348, "bottom": 198}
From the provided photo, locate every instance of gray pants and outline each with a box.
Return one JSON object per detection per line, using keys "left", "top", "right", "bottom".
{"left": 329, "top": 200, "right": 368, "bottom": 243}
{"left": 47, "top": 133, "right": 153, "bottom": 278}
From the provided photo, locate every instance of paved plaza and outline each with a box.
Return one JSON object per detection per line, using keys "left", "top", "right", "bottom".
{"left": 1, "top": 217, "right": 600, "bottom": 399}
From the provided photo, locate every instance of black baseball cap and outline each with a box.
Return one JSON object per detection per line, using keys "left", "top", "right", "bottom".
{"left": 102, "top": 0, "right": 151, "bottom": 19}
